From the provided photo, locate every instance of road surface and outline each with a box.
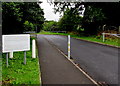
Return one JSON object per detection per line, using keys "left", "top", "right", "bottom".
{"left": 39, "top": 35, "right": 119, "bottom": 85}
{"left": 37, "top": 35, "right": 94, "bottom": 85}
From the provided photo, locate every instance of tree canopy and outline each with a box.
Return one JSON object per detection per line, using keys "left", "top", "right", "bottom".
{"left": 2, "top": 2, "right": 45, "bottom": 34}
{"left": 58, "top": 8, "right": 82, "bottom": 32}
{"left": 82, "top": 5, "right": 106, "bottom": 35}
{"left": 52, "top": 2, "right": 119, "bottom": 35}
{"left": 43, "top": 21, "right": 58, "bottom": 31}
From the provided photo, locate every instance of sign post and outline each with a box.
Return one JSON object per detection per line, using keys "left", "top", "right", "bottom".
{"left": 9, "top": 52, "right": 13, "bottom": 58}
{"left": 68, "top": 35, "right": 70, "bottom": 59}
{"left": 24, "top": 51, "right": 26, "bottom": 64}
{"left": 2, "top": 34, "right": 30, "bottom": 66}
{"left": 6, "top": 53, "right": 8, "bottom": 67}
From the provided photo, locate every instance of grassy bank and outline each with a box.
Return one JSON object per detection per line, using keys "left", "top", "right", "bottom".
{"left": 38, "top": 31, "right": 120, "bottom": 47}
{"left": 2, "top": 38, "right": 41, "bottom": 85}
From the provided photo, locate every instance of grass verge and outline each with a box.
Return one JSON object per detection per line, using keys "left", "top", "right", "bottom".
{"left": 38, "top": 31, "right": 120, "bottom": 47}
{"left": 2, "top": 38, "right": 41, "bottom": 85}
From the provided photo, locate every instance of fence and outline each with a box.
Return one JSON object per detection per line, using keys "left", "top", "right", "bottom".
{"left": 102, "top": 33, "right": 120, "bottom": 42}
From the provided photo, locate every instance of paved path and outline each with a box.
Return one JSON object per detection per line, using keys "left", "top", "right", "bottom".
{"left": 37, "top": 35, "right": 94, "bottom": 85}
{"left": 40, "top": 35, "right": 119, "bottom": 85}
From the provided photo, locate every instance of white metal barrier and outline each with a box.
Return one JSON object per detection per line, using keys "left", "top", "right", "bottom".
{"left": 102, "top": 33, "right": 120, "bottom": 42}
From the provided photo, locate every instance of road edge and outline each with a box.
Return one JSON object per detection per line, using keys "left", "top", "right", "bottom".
{"left": 74, "top": 37, "right": 120, "bottom": 49}
{"left": 39, "top": 34, "right": 120, "bottom": 49}
{"left": 36, "top": 35, "right": 42, "bottom": 85}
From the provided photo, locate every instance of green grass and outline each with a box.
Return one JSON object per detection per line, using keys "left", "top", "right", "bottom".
{"left": 2, "top": 38, "right": 41, "bottom": 85}
{"left": 37, "top": 31, "right": 70, "bottom": 35}
{"left": 38, "top": 31, "right": 120, "bottom": 47}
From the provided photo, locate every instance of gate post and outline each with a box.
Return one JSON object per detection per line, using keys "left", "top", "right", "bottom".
{"left": 102, "top": 33, "right": 105, "bottom": 42}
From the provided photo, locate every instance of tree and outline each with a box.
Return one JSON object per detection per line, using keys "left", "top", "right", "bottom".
{"left": 58, "top": 8, "right": 82, "bottom": 32}
{"left": 53, "top": 1, "right": 84, "bottom": 15}
{"left": 83, "top": 2, "right": 120, "bottom": 26}
{"left": 82, "top": 5, "right": 106, "bottom": 35}
{"left": 21, "top": 2, "right": 45, "bottom": 33}
{"left": 2, "top": 2, "right": 23, "bottom": 34}
{"left": 52, "top": 2, "right": 119, "bottom": 35}
{"left": 23, "top": 21, "right": 34, "bottom": 31}
{"left": 43, "top": 21, "right": 58, "bottom": 31}
{"left": 2, "top": 2, "right": 45, "bottom": 34}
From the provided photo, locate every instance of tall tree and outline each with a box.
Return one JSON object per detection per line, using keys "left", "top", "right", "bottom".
{"left": 21, "top": 2, "right": 45, "bottom": 32}
{"left": 82, "top": 5, "right": 106, "bottom": 35}
{"left": 2, "top": 2, "right": 45, "bottom": 34}
{"left": 83, "top": 2, "right": 120, "bottom": 26}
{"left": 2, "top": 2, "right": 23, "bottom": 34}
{"left": 43, "top": 21, "right": 58, "bottom": 31}
{"left": 52, "top": 2, "right": 119, "bottom": 35}
{"left": 58, "top": 8, "right": 82, "bottom": 32}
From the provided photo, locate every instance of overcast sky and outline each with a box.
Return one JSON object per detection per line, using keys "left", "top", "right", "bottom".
{"left": 39, "top": 0, "right": 62, "bottom": 21}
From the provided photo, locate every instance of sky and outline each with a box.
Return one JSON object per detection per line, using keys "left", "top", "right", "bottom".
{"left": 39, "top": 0, "right": 85, "bottom": 21}
{"left": 39, "top": 0, "right": 62, "bottom": 22}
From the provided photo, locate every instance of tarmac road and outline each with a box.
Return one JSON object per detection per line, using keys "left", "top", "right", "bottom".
{"left": 42, "top": 35, "right": 119, "bottom": 85}
{"left": 37, "top": 35, "right": 94, "bottom": 85}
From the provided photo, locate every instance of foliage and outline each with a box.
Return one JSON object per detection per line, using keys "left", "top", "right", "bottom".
{"left": 84, "top": 2, "right": 120, "bottom": 26}
{"left": 22, "top": 2, "right": 45, "bottom": 33}
{"left": 82, "top": 5, "right": 106, "bottom": 35}
{"left": 43, "top": 21, "right": 58, "bottom": 31}
{"left": 53, "top": 2, "right": 106, "bottom": 35}
{"left": 2, "top": 2, "right": 23, "bottom": 34}
{"left": 2, "top": 2, "right": 44, "bottom": 34}
{"left": 23, "top": 21, "right": 35, "bottom": 31}
{"left": 52, "top": 2, "right": 119, "bottom": 35}
{"left": 58, "top": 8, "right": 82, "bottom": 32}
{"left": 53, "top": 1, "right": 84, "bottom": 14}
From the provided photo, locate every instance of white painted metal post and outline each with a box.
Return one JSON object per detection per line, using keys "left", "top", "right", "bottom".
{"left": 24, "top": 51, "right": 26, "bottom": 65}
{"left": 9, "top": 52, "right": 13, "bottom": 58}
{"left": 68, "top": 35, "right": 70, "bottom": 59}
{"left": 6, "top": 53, "right": 8, "bottom": 67}
{"left": 102, "top": 33, "right": 105, "bottom": 42}
{"left": 32, "top": 39, "right": 36, "bottom": 58}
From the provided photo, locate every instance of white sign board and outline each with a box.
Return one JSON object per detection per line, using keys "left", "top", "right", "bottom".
{"left": 2, "top": 34, "right": 30, "bottom": 53}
